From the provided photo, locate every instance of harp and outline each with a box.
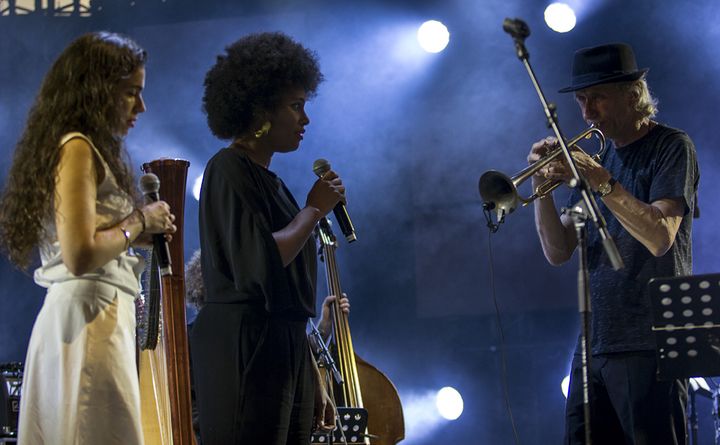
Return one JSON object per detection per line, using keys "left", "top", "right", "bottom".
{"left": 136, "top": 159, "right": 196, "bottom": 444}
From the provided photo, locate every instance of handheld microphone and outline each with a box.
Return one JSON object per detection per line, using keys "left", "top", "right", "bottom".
{"left": 139, "top": 173, "right": 173, "bottom": 275}
{"left": 312, "top": 159, "right": 356, "bottom": 243}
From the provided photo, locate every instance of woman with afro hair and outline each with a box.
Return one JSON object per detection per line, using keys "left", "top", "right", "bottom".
{"left": 0, "top": 32, "right": 176, "bottom": 444}
{"left": 190, "top": 32, "right": 347, "bottom": 444}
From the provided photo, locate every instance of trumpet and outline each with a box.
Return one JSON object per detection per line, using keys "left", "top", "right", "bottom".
{"left": 478, "top": 126, "right": 606, "bottom": 217}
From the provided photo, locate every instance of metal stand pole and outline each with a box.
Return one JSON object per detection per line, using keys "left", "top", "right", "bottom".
{"left": 567, "top": 203, "right": 592, "bottom": 444}
{"left": 689, "top": 389, "right": 698, "bottom": 445}
{"left": 713, "top": 387, "right": 720, "bottom": 445}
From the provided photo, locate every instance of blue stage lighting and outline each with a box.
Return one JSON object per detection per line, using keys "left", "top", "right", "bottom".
{"left": 435, "top": 386, "right": 463, "bottom": 420}
{"left": 193, "top": 174, "right": 203, "bottom": 201}
{"left": 402, "top": 390, "right": 446, "bottom": 442}
{"left": 417, "top": 20, "right": 450, "bottom": 53}
{"left": 561, "top": 375, "right": 570, "bottom": 398}
{"left": 544, "top": 3, "right": 577, "bottom": 33}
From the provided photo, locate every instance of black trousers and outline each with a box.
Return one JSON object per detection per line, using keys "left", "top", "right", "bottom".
{"left": 565, "top": 351, "right": 688, "bottom": 445}
{"left": 190, "top": 304, "right": 315, "bottom": 445}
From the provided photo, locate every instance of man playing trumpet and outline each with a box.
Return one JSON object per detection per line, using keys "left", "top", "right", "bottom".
{"left": 529, "top": 43, "right": 699, "bottom": 444}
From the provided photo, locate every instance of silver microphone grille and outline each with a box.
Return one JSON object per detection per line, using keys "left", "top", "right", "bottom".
{"left": 312, "top": 158, "right": 331, "bottom": 177}
{"left": 139, "top": 173, "right": 160, "bottom": 195}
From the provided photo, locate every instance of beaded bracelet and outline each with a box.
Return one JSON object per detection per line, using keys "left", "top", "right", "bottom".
{"left": 120, "top": 226, "right": 131, "bottom": 251}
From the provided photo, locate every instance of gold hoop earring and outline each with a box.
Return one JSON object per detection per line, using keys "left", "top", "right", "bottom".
{"left": 254, "top": 121, "right": 271, "bottom": 138}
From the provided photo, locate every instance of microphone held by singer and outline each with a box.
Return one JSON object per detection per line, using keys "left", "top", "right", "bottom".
{"left": 312, "top": 158, "right": 357, "bottom": 243}
{"left": 139, "top": 172, "right": 175, "bottom": 275}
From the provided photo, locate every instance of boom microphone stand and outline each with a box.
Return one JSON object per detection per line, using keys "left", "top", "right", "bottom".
{"left": 502, "top": 17, "right": 625, "bottom": 445}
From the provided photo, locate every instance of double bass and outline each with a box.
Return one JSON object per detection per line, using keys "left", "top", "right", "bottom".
{"left": 314, "top": 217, "right": 405, "bottom": 445}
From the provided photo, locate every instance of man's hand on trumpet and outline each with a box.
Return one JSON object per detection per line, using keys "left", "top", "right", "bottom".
{"left": 528, "top": 136, "right": 611, "bottom": 192}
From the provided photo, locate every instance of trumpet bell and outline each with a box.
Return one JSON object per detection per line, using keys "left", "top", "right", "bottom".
{"left": 478, "top": 170, "right": 520, "bottom": 217}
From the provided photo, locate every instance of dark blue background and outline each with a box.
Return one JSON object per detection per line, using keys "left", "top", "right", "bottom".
{"left": 1, "top": 0, "right": 718, "bottom": 443}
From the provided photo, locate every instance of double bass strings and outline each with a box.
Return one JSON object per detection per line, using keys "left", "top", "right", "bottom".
{"left": 319, "top": 221, "right": 363, "bottom": 408}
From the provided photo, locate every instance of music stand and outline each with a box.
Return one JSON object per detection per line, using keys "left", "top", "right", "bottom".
{"left": 310, "top": 407, "right": 369, "bottom": 445}
{"left": 649, "top": 272, "right": 720, "bottom": 380}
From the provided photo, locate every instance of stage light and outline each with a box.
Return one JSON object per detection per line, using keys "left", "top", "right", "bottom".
{"left": 435, "top": 386, "right": 463, "bottom": 420}
{"left": 544, "top": 3, "right": 577, "bottom": 33}
{"left": 193, "top": 174, "right": 203, "bottom": 201}
{"left": 561, "top": 375, "right": 570, "bottom": 398}
{"left": 401, "top": 390, "right": 444, "bottom": 442}
{"left": 417, "top": 20, "right": 450, "bottom": 53}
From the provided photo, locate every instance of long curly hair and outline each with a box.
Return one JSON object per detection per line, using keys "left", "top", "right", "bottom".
{"left": 0, "top": 31, "right": 147, "bottom": 269}
{"left": 203, "top": 32, "right": 324, "bottom": 140}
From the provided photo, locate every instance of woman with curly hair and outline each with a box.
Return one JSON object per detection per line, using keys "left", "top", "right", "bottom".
{"left": 190, "top": 32, "right": 346, "bottom": 444}
{"left": 0, "top": 32, "right": 175, "bottom": 444}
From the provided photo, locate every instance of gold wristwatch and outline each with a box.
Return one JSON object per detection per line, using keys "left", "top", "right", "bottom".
{"left": 597, "top": 177, "right": 617, "bottom": 197}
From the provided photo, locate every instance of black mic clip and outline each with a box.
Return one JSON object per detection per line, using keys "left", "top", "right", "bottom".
{"left": 482, "top": 201, "right": 504, "bottom": 233}
{"left": 503, "top": 17, "right": 531, "bottom": 60}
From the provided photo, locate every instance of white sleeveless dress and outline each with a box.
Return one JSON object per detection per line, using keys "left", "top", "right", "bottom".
{"left": 17, "top": 133, "right": 145, "bottom": 445}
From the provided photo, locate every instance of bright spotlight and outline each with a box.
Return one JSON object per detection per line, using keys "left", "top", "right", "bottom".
{"left": 402, "top": 390, "right": 445, "bottom": 442}
{"left": 193, "top": 174, "right": 203, "bottom": 201}
{"left": 417, "top": 20, "right": 450, "bottom": 53}
{"left": 561, "top": 375, "right": 570, "bottom": 398}
{"left": 435, "top": 386, "right": 463, "bottom": 420}
{"left": 544, "top": 3, "right": 576, "bottom": 33}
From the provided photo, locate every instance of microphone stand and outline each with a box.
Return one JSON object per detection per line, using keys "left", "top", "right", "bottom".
{"left": 565, "top": 202, "right": 592, "bottom": 445}
{"left": 503, "top": 17, "right": 626, "bottom": 445}
{"left": 308, "top": 320, "right": 344, "bottom": 385}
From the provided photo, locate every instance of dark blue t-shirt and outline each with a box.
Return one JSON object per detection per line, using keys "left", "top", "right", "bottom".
{"left": 567, "top": 123, "right": 699, "bottom": 355}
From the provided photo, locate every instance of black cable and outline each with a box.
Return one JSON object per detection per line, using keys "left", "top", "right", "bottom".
{"left": 487, "top": 227, "right": 521, "bottom": 445}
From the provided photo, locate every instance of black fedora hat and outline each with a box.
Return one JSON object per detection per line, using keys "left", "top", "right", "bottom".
{"left": 559, "top": 43, "right": 648, "bottom": 93}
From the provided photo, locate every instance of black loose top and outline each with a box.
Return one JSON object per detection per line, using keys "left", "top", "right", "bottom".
{"left": 198, "top": 147, "right": 317, "bottom": 317}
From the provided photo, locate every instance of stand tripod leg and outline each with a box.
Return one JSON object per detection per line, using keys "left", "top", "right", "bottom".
{"left": 714, "top": 388, "right": 720, "bottom": 445}
{"left": 580, "top": 309, "right": 592, "bottom": 445}
{"left": 689, "top": 390, "right": 697, "bottom": 445}
{"left": 570, "top": 204, "right": 593, "bottom": 445}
